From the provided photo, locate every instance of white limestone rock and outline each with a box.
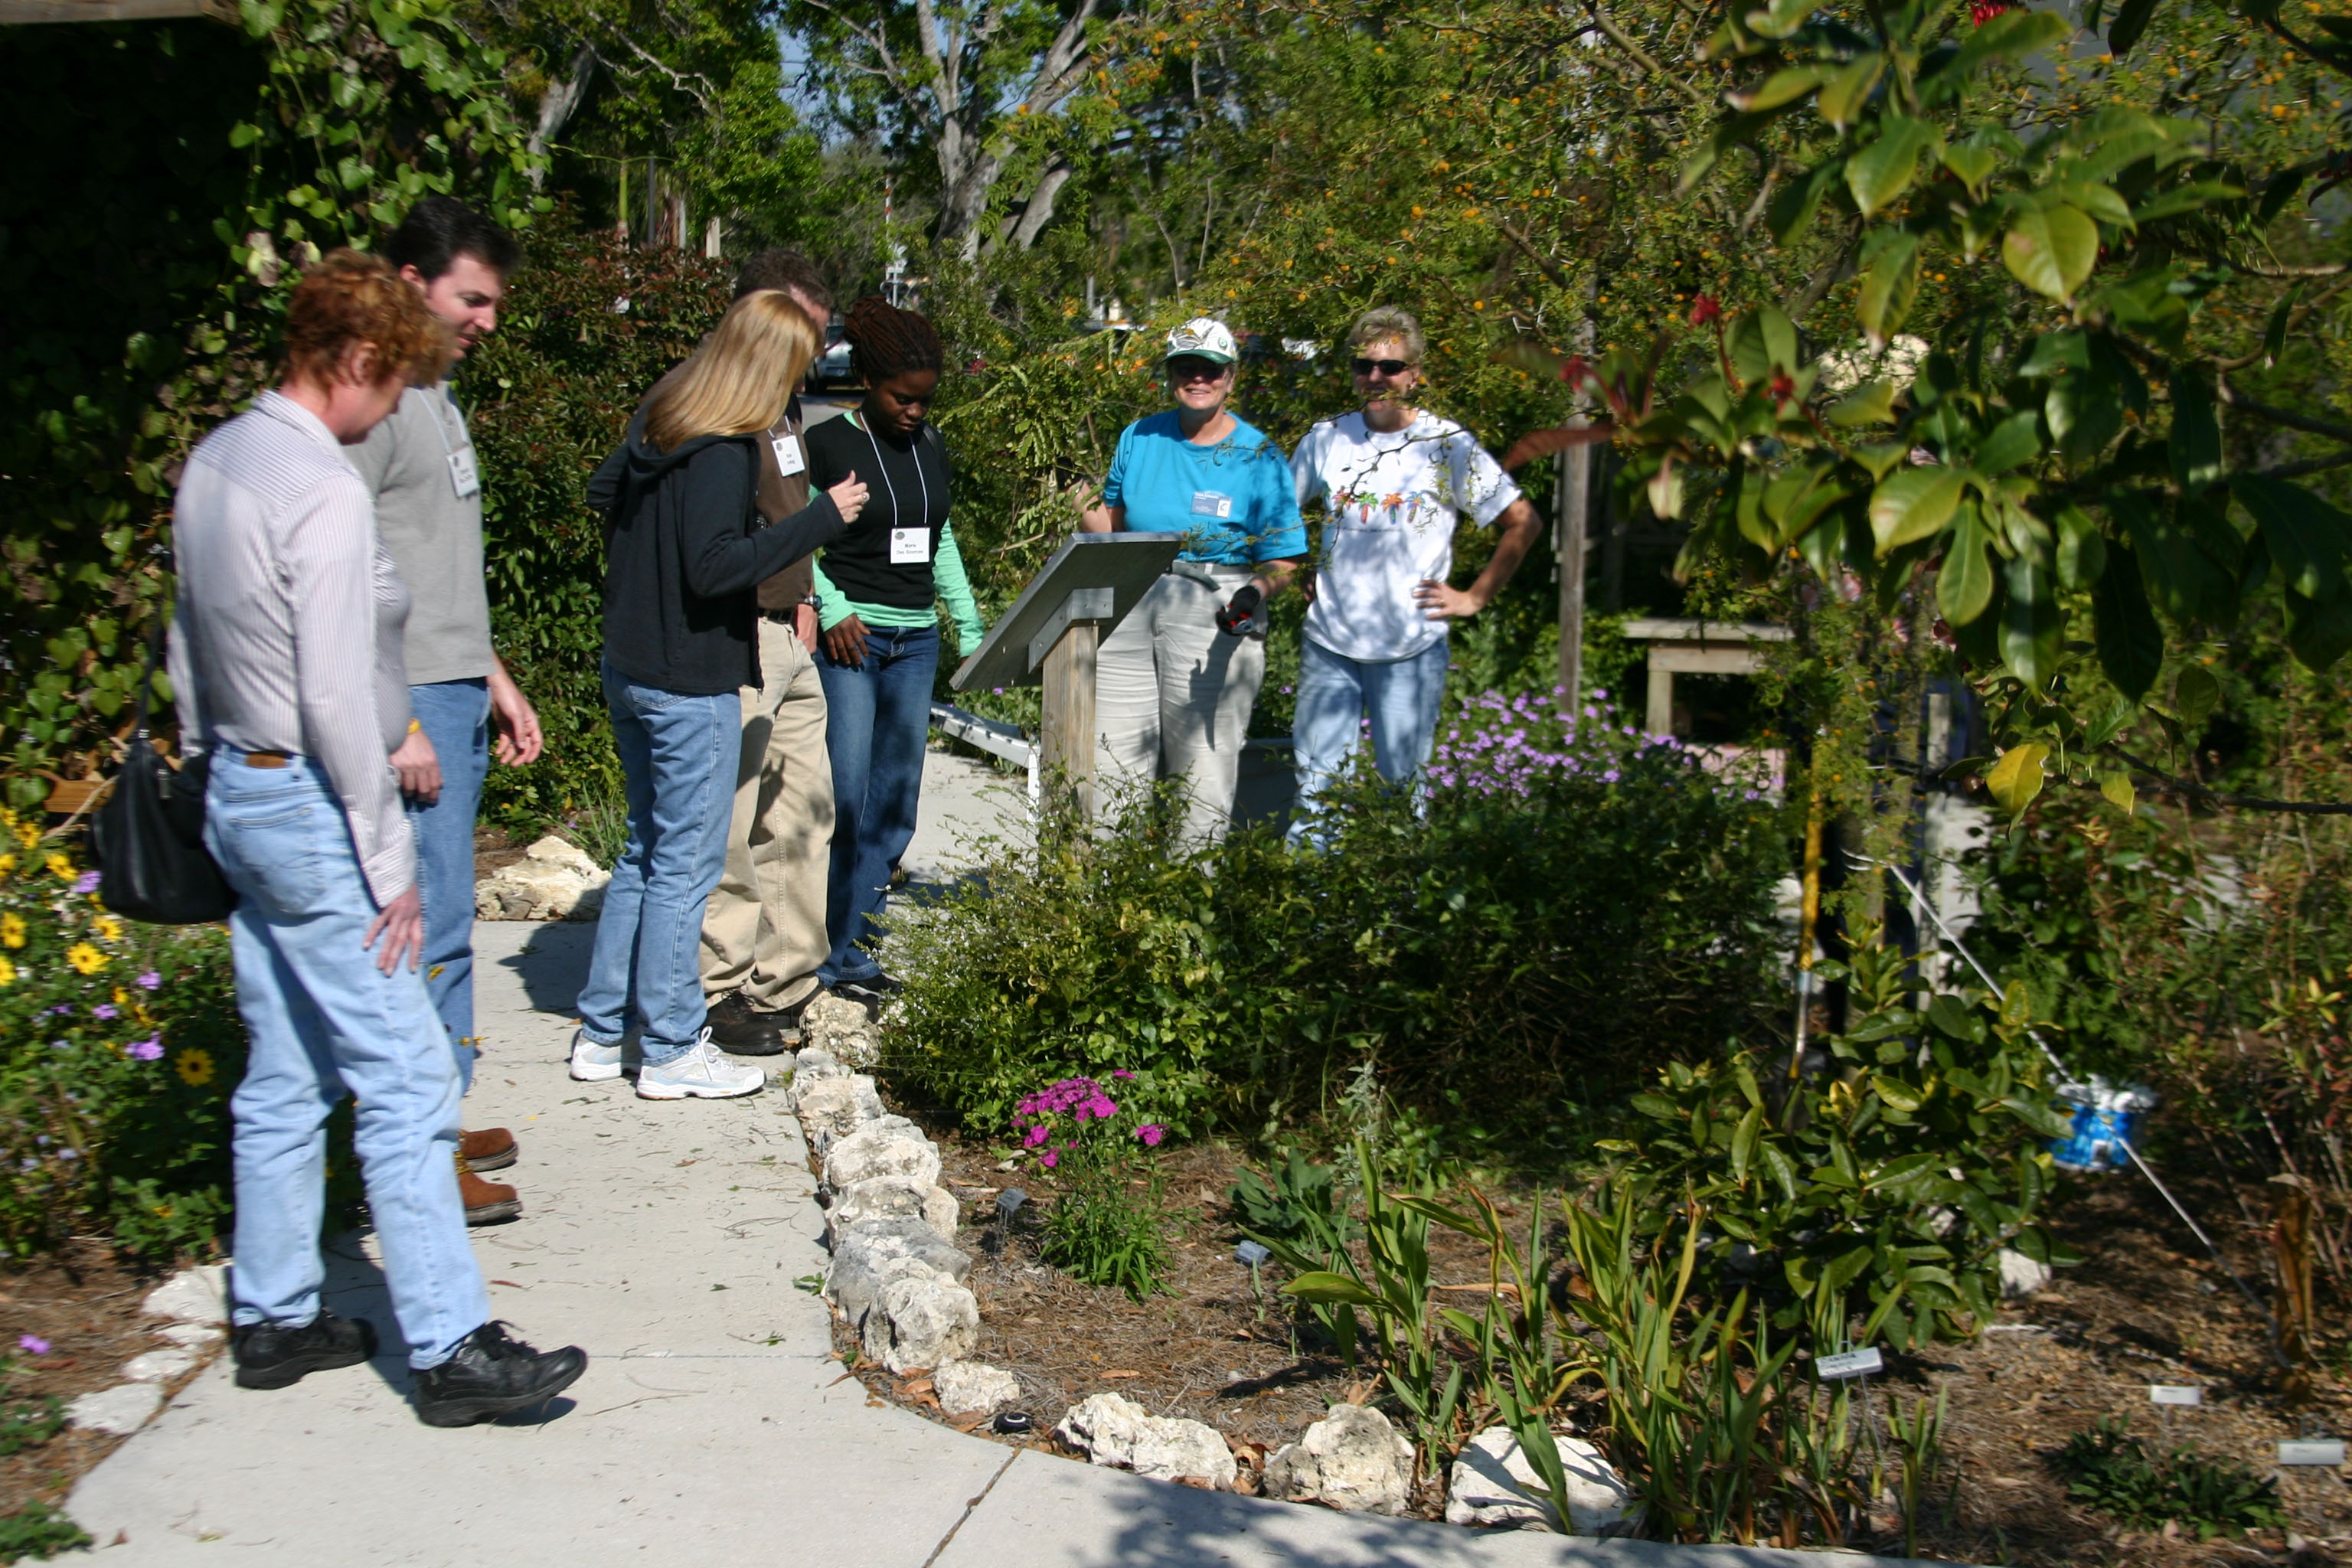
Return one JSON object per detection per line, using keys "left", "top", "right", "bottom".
{"left": 122, "top": 1348, "right": 195, "bottom": 1383}
{"left": 793, "top": 1074, "right": 884, "bottom": 1156}
{"left": 1055, "top": 1393, "right": 1239, "bottom": 1488}
{"left": 1998, "top": 1247, "right": 2054, "bottom": 1298}
{"left": 803, "top": 993, "right": 880, "bottom": 1067}
{"left": 473, "top": 835, "right": 610, "bottom": 922}
{"left": 934, "top": 1359, "right": 1020, "bottom": 1416}
{"left": 922, "top": 1184, "right": 959, "bottom": 1243}
{"left": 152, "top": 1323, "right": 222, "bottom": 1351}
{"left": 861, "top": 1275, "right": 979, "bottom": 1374}
{"left": 68, "top": 1383, "right": 162, "bottom": 1436}
{"left": 1446, "top": 1426, "right": 1635, "bottom": 1534}
{"left": 824, "top": 1178, "right": 933, "bottom": 1247}
{"left": 823, "top": 1216, "right": 972, "bottom": 1327}
{"left": 821, "top": 1117, "right": 939, "bottom": 1194}
{"left": 140, "top": 1263, "right": 230, "bottom": 1325}
{"left": 1264, "top": 1403, "right": 1415, "bottom": 1515}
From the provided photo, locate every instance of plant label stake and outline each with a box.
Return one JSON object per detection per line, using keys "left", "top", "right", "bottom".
{"left": 1818, "top": 1347, "right": 1884, "bottom": 1380}
{"left": 2148, "top": 1385, "right": 2203, "bottom": 1406}
{"left": 2278, "top": 1440, "right": 2344, "bottom": 1467}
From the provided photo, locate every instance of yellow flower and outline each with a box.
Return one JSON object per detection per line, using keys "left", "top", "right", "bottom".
{"left": 66, "top": 942, "right": 106, "bottom": 975}
{"left": 46, "top": 853, "right": 74, "bottom": 881}
{"left": 1, "top": 913, "right": 22, "bottom": 949}
{"left": 175, "top": 1049, "right": 217, "bottom": 1087}
{"left": 93, "top": 916, "right": 123, "bottom": 943}
{"left": 0, "top": 854, "right": 16, "bottom": 877}
{"left": 0, "top": 956, "right": 14, "bottom": 986}
{"left": 12, "top": 820, "right": 38, "bottom": 851}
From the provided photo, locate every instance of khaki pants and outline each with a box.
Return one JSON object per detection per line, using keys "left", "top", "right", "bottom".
{"left": 700, "top": 619, "right": 832, "bottom": 1009}
{"left": 1093, "top": 564, "right": 1265, "bottom": 844}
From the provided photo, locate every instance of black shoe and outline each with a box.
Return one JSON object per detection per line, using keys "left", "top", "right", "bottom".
{"left": 705, "top": 991, "right": 789, "bottom": 1057}
{"left": 412, "top": 1321, "right": 587, "bottom": 1428}
{"left": 831, "top": 972, "right": 902, "bottom": 1005}
{"left": 233, "top": 1309, "right": 379, "bottom": 1390}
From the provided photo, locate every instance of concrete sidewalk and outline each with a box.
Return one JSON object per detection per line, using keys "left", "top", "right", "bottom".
{"left": 68, "top": 828, "right": 1920, "bottom": 1566}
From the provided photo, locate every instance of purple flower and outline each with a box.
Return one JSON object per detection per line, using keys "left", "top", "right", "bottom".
{"left": 1137, "top": 1123, "right": 1167, "bottom": 1147}
{"left": 18, "top": 1335, "right": 48, "bottom": 1356}
{"left": 127, "top": 1037, "right": 163, "bottom": 1061}
{"left": 137, "top": 971, "right": 161, "bottom": 990}
{"left": 73, "top": 871, "right": 101, "bottom": 895}
{"left": 1602, "top": 769, "right": 1621, "bottom": 783}
{"left": 1111, "top": 1070, "right": 1135, "bottom": 1080}
{"left": 93, "top": 1004, "right": 117, "bottom": 1021}
{"left": 1039, "top": 1149, "right": 1059, "bottom": 1168}
{"left": 1024, "top": 1125, "right": 1049, "bottom": 1147}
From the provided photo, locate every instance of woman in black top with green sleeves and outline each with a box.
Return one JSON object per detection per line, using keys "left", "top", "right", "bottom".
{"left": 804, "top": 297, "right": 983, "bottom": 998}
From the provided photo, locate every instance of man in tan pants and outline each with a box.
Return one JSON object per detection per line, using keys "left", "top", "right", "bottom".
{"left": 697, "top": 251, "right": 838, "bottom": 1056}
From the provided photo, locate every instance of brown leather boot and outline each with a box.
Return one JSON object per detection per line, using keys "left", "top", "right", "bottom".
{"left": 459, "top": 1127, "right": 518, "bottom": 1171}
{"left": 456, "top": 1154, "right": 521, "bottom": 1226}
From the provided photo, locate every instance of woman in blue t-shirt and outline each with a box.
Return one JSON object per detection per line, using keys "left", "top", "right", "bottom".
{"left": 1078, "top": 318, "right": 1307, "bottom": 843}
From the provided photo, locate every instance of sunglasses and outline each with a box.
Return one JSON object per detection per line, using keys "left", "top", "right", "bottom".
{"left": 1352, "top": 357, "right": 1415, "bottom": 377}
{"left": 1165, "top": 357, "right": 1230, "bottom": 381}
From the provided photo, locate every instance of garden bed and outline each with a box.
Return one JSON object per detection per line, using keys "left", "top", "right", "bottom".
{"left": 838, "top": 1123, "right": 2352, "bottom": 1565}
{"left": 0, "top": 1243, "right": 210, "bottom": 1560}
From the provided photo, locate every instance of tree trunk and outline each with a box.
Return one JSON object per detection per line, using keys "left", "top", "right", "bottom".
{"left": 1008, "top": 161, "right": 1074, "bottom": 250}
{"left": 526, "top": 43, "right": 596, "bottom": 188}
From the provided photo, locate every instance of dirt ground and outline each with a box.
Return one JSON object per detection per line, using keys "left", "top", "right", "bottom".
{"left": 831, "top": 1124, "right": 2352, "bottom": 1565}
{"left": 0, "top": 1243, "right": 214, "bottom": 1546}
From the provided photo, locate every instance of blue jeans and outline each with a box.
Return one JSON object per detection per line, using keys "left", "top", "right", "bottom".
{"left": 577, "top": 662, "right": 739, "bottom": 1066}
{"left": 1286, "top": 634, "right": 1452, "bottom": 845}
{"left": 815, "top": 624, "right": 937, "bottom": 985}
{"left": 204, "top": 752, "right": 489, "bottom": 1369}
{"left": 407, "top": 679, "right": 489, "bottom": 1093}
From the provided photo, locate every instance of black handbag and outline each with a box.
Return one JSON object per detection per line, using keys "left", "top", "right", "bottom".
{"left": 93, "top": 626, "right": 234, "bottom": 925}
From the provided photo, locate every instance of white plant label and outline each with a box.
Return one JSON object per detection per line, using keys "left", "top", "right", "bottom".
{"left": 2278, "top": 1440, "right": 2345, "bottom": 1467}
{"left": 1816, "top": 1348, "right": 1884, "bottom": 1380}
{"left": 2148, "top": 1385, "right": 2203, "bottom": 1406}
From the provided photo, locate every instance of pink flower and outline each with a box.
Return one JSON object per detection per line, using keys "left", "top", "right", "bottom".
{"left": 1137, "top": 1124, "right": 1167, "bottom": 1147}
{"left": 1024, "top": 1125, "right": 1050, "bottom": 1146}
{"left": 1111, "top": 1070, "right": 1135, "bottom": 1080}
{"left": 1040, "top": 1150, "right": 1059, "bottom": 1168}
{"left": 17, "top": 1336, "right": 48, "bottom": 1356}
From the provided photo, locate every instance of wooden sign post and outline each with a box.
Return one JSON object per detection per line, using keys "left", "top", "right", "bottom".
{"left": 952, "top": 535, "right": 1181, "bottom": 822}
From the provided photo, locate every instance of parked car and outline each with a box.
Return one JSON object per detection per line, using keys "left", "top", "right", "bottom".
{"left": 806, "top": 314, "right": 857, "bottom": 392}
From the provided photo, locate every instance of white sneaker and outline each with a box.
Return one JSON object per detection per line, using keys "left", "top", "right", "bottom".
{"left": 636, "top": 1031, "right": 765, "bottom": 1100}
{"left": 569, "top": 1027, "right": 625, "bottom": 1083}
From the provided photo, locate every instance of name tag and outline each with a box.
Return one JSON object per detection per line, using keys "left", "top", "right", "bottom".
{"left": 446, "top": 446, "right": 480, "bottom": 499}
{"left": 1191, "top": 490, "right": 1233, "bottom": 520}
{"left": 890, "top": 528, "right": 929, "bottom": 565}
{"left": 770, "top": 434, "right": 805, "bottom": 479}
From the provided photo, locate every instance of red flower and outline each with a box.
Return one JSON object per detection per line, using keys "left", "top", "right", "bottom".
{"left": 1769, "top": 371, "right": 1797, "bottom": 404}
{"left": 1969, "top": 0, "right": 2018, "bottom": 24}
{"left": 1690, "top": 293, "right": 1722, "bottom": 327}
{"left": 1558, "top": 354, "right": 1590, "bottom": 386}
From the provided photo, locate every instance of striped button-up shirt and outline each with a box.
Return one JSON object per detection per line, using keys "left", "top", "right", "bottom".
{"left": 167, "top": 391, "right": 416, "bottom": 905}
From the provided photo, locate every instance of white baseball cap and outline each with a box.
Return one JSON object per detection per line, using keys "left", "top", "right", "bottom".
{"left": 1164, "top": 317, "right": 1238, "bottom": 365}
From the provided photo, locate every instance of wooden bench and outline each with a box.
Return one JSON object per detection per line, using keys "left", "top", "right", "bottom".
{"left": 1621, "top": 617, "right": 1792, "bottom": 738}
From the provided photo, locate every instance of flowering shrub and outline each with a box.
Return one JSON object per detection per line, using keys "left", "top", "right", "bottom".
{"left": 1429, "top": 687, "right": 1775, "bottom": 804}
{"left": 1015, "top": 1072, "right": 1171, "bottom": 1300}
{"left": 889, "top": 692, "right": 1787, "bottom": 1146}
{"left": 1011, "top": 1073, "right": 1167, "bottom": 1171}
{"left": 0, "top": 811, "right": 248, "bottom": 1261}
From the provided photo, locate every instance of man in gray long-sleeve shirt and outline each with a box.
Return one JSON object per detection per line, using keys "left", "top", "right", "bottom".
{"left": 348, "top": 198, "right": 541, "bottom": 1224}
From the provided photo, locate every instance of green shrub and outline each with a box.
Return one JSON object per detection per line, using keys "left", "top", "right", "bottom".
{"left": 2049, "top": 1419, "right": 2287, "bottom": 1540}
{"left": 885, "top": 691, "right": 1788, "bottom": 1140}
{"left": 0, "top": 811, "right": 246, "bottom": 1263}
{"left": 0, "top": 1500, "right": 88, "bottom": 1564}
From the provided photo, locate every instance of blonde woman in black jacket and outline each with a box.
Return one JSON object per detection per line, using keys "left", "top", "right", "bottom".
{"left": 573, "top": 292, "right": 867, "bottom": 1099}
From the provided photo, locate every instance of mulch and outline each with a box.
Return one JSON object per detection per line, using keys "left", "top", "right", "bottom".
{"left": 833, "top": 1123, "right": 2352, "bottom": 1564}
